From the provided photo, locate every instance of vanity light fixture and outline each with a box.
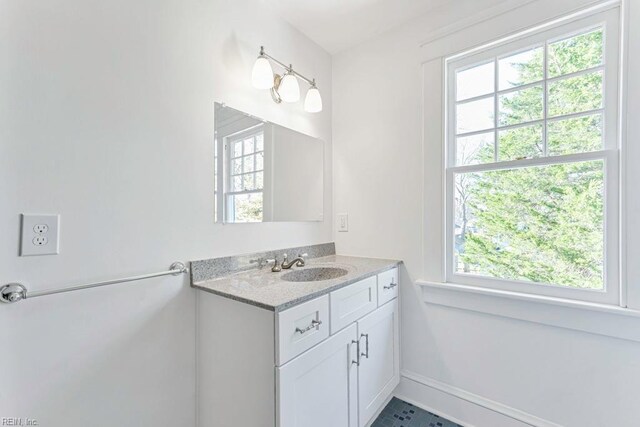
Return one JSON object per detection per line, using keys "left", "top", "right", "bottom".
{"left": 304, "top": 83, "right": 322, "bottom": 113}
{"left": 251, "top": 46, "right": 322, "bottom": 113}
{"left": 252, "top": 54, "right": 274, "bottom": 90}
{"left": 278, "top": 70, "right": 300, "bottom": 103}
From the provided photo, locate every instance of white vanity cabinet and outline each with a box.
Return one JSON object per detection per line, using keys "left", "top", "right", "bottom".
{"left": 277, "top": 299, "right": 399, "bottom": 427}
{"left": 197, "top": 266, "right": 399, "bottom": 427}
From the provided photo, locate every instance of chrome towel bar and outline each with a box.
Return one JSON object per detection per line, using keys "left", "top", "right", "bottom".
{"left": 0, "top": 261, "right": 188, "bottom": 304}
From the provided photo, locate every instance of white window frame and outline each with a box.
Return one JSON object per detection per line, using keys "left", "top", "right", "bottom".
{"left": 224, "top": 125, "right": 265, "bottom": 223}
{"left": 444, "top": 9, "right": 621, "bottom": 305}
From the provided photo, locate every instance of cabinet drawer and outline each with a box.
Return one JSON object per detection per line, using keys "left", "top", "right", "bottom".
{"left": 277, "top": 295, "right": 330, "bottom": 366}
{"left": 377, "top": 267, "right": 398, "bottom": 306}
{"left": 330, "top": 276, "right": 378, "bottom": 334}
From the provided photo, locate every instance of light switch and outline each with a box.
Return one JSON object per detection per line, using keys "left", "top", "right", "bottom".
{"left": 337, "top": 213, "right": 349, "bottom": 232}
{"left": 20, "top": 214, "right": 60, "bottom": 256}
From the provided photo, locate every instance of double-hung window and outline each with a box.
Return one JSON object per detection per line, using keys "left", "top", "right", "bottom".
{"left": 225, "top": 126, "right": 265, "bottom": 223}
{"left": 445, "top": 10, "right": 620, "bottom": 304}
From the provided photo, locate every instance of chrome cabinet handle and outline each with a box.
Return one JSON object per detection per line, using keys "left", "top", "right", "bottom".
{"left": 295, "top": 319, "right": 322, "bottom": 334}
{"left": 351, "top": 339, "right": 360, "bottom": 366}
{"left": 360, "top": 333, "right": 369, "bottom": 359}
{"left": 383, "top": 282, "right": 398, "bottom": 290}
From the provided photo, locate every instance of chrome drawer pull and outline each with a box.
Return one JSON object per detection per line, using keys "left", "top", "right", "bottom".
{"left": 351, "top": 339, "right": 360, "bottom": 366}
{"left": 383, "top": 282, "right": 398, "bottom": 290}
{"left": 295, "top": 319, "right": 322, "bottom": 334}
{"left": 361, "top": 333, "right": 369, "bottom": 359}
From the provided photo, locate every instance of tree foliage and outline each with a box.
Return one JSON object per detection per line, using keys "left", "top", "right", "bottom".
{"left": 235, "top": 194, "right": 263, "bottom": 223}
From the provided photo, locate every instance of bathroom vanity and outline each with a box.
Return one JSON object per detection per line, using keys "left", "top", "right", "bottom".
{"left": 192, "top": 244, "right": 400, "bottom": 427}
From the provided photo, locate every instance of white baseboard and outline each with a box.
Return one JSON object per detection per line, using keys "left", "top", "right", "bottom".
{"left": 365, "top": 394, "right": 395, "bottom": 427}
{"left": 396, "top": 371, "right": 562, "bottom": 427}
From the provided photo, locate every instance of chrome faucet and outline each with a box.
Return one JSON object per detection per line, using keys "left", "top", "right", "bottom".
{"left": 281, "top": 253, "right": 308, "bottom": 269}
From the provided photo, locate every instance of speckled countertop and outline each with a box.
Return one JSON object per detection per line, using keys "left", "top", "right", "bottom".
{"left": 192, "top": 255, "right": 401, "bottom": 312}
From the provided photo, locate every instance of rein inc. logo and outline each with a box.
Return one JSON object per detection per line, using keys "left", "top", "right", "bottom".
{"left": 1, "top": 418, "right": 38, "bottom": 426}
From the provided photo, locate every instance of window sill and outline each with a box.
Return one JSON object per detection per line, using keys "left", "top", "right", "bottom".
{"left": 417, "top": 280, "right": 640, "bottom": 343}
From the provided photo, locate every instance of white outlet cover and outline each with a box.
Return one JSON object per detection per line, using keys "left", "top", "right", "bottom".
{"left": 337, "top": 213, "right": 349, "bottom": 232}
{"left": 20, "top": 214, "right": 60, "bottom": 256}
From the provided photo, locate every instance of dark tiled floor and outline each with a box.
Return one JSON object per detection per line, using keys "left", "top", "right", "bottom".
{"left": 372, "top": 397, "right": 463, "bottom": 427}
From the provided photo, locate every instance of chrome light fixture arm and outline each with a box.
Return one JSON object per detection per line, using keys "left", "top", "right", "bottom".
{"left": 259, "top": 46, "right": 317, "bottom": 87}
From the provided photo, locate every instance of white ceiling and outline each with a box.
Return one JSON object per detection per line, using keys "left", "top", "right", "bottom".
{"left": 268, "top": 0, "right": 451, "bottom": 54}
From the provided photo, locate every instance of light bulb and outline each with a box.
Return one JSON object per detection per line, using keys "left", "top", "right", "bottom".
{"left": 278, "top": 72, "right": 300, "bottom": 103}
{"left": 304, "top": 86, "right": 322, "bottom": 113}
{"left": 252, "top": 56, "right": 274, "bottom": 89}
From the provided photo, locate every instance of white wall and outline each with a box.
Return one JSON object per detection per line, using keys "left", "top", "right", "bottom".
{"left": 0, "top": 0, "right": 332, "bottom": 426}
{"left": 332, "top": 0, "right": 640, "bottom": 425}
{"left": 271, "top": 126, "right": 324, "bottom": 221}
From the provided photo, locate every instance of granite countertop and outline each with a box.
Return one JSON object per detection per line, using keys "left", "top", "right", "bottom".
{"left": 191, "top": 255, "right": 401, "bottom": 312}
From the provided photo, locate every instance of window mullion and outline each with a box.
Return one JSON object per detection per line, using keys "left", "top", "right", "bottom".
{"left": 543, "top": 40, "right": 549, "bottom": 156}
{"left": 456, "top": 127, "right": 496, "bottom": 139}
{"left": 494, "top": 57, "right": 499, "bottom": 162}
{"left": 496, "top": 79, "right": 544, "bottom": 96}
{"left": 546, "top": 64, "right": 605, "bottom": 84}
{"left": 457, "top": 92, "right": 497, "bottom": 105}
{"left": 498, "top": 118, "right": 545, "bottom": 133}
{"left": 227, "top": 189, "right": 261, "bottom": 197}
{"left": 547, "top": 108, "right": 604, "bottom": 123}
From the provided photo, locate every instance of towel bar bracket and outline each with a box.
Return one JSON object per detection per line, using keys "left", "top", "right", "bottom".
{"left": 0, "top": 283, "right": 27, "bottom": 303}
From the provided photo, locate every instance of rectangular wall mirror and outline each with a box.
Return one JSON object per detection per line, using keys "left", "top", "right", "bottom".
{"left": 214, "top": 102, "right": 324, "bottom": 223}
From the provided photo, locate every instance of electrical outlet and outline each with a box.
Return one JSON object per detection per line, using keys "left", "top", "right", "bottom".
{"left": 337, "top": 213, "right": 349, "bottom": 232}
{"left": 33, "top": 224, "right": 49, "bottom": 234}
{"left": 20, "top": 214, "right": 60, "bottom": 256}
{"left": 32, "top": 236, "right": 48, "bottom": 246}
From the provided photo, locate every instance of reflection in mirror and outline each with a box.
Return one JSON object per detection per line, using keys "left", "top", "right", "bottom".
{"left": 214, "top": 103, "right": 324, "bottom": 223}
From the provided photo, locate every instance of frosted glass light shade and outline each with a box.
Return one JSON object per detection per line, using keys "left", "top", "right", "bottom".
{"left": 252, "top": 56, "right": 274, "bottom": 89}
{"left": 304, "top": 87, "right": 323, "bottom": 113}
{"left": 278, "top": 73, "right": 300, "bottom": 103}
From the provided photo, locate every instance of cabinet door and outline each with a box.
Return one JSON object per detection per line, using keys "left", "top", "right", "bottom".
{"left": 357, "top": 301, "right": 400, "bottom": 427}
{"left": 277, "top": 324, "right": 359, "bottom": 427}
